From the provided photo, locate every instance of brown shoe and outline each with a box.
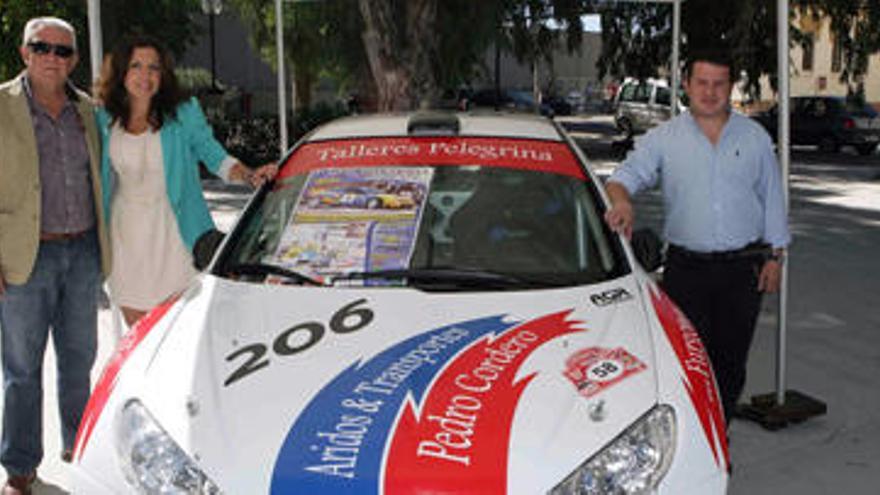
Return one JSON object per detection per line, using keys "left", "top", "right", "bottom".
{"left": 2, "top": 472, "right": 36, "bottom": 495}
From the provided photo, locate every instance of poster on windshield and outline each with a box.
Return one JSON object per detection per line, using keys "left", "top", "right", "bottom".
{"left": 269, "top": 167, "right": 433, "bottom": 284}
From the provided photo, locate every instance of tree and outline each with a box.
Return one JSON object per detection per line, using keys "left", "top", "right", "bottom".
{"left": 594, "top": 0, "right": 880, "bottom": 100}
{"left": 794, "top": 0, "right": 880, "bottom": 98}
{"left": 595, "top": 2, "right": 670, "bottom": 82}
{"left": 357, "top": 0, "right": 439, "bottom": 110}
{"left": 228, "top": 0, "right": 365, "bottom": 110}
{"left": 230, "top": 0, "right": 597, "bottom": 111}
{"left": 503, "top": 1, "right": 592, "bottom": 98}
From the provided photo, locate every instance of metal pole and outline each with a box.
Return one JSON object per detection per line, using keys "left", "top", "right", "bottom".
{"left": 776, "top": 0, "right": 790, "bottom": 406}
{"left": 275, "top": 0, "right": 288, "bottom": 153}
{"left": 670, "top": 0, "right": 681, "bottom": 115}
{"left": 87, "top": 0, "right": 103, "bottom": 83}
{"left": 209, "top": 11, "right": 217, "bottom": 90}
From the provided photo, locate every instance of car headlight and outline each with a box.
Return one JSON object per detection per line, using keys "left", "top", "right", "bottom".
{"left": 550, "top": 405, "right": 676, "bottom": 495}
{"left": 116, "top": 399, "right": 222, "bottom": 494}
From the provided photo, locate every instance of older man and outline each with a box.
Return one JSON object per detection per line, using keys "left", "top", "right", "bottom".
{"left": 0, "top": 17, "right": 110, "bottom": 494}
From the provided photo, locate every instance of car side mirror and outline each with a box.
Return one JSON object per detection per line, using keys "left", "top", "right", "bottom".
{"left": 193, "top": 229, "right": 226, "bottom": 271}
{"left": 631, "top": 228, "right": 663, "bottom": 272}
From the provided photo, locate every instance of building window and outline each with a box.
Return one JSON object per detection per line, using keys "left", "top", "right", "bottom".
{"left": 831, "top": 34, "right": 843, "bottom": 73}
{"left": 802, "top": 34, "right": 814, "bottom": 72}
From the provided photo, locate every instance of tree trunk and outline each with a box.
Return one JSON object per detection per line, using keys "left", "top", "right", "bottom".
{"left": 359, "top": 0, "right": 438, "bottom": 111}
{"left": 294, "top": 67, "right": 314, "bottom": 110}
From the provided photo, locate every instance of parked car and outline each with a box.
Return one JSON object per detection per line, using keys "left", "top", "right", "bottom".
{"left": 543, "top": 94, "right": 574, "bottom": 116}
{"left": 752, "top": 96, "right": 880, "bottom": 155}
{"left": 614, "top": 78, "right": 686, "bottom": 137}
{"left": 71, "top": 112, "right": 729, "bottom": 494}
{"left": 468, "top": 88, "right": 565, "bottom": 117}
{"left": 565, "top": 90, "right": 585, "bottom": 113}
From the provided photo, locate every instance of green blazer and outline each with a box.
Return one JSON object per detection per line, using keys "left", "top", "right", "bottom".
{"left": 0, "top": 73, "right": 111, "bottom": 284}
{"left": 97, "top": 97, "right": 230, "bottom": 251}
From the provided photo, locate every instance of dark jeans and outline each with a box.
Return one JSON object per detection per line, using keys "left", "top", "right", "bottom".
{"left": 662, "top": 249, "right": 764, "bottom": 422}
{"left": 0, "top": 231, "right": 100, "bottom": 476}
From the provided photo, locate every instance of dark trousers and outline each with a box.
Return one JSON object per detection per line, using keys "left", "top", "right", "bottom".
{"left": 662, "top": 249, "right": 764, "bottom": 422}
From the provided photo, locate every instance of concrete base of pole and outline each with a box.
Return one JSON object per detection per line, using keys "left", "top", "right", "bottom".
{"left": 736, "top": 390, "right": 827, "bottom": 431}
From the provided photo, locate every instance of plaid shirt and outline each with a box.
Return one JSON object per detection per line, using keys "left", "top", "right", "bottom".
{"left": 24, "top": 76, "right": 95, "bottom": 234}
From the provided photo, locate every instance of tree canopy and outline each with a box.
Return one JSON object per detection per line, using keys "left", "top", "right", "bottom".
{"left": 594, "top": 0, "right": 880, "bottom": 100}
{"left": 2, "top": 0, "right": 877, "bottom": 106}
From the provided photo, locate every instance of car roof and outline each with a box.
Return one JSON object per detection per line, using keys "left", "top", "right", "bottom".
{"left": 305, "top": 112, "right": 564, "bottom": 142}
{"left": 621, "top": 77, "right": 668, "bottom": 88}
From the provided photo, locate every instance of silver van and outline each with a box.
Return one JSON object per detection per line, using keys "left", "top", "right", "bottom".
{"left": 614, "top": 78, "right": 685, "bottom": 137}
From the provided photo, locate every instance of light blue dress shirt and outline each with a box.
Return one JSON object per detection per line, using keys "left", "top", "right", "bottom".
{"left": 609, "top": 111, "right": 791, "bottom": 251}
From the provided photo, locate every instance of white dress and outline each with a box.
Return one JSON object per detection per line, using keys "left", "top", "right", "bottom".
{"left": 108, "top": 124, "right": 198, "bottom": 311}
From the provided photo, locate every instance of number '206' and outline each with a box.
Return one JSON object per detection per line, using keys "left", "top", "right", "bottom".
{"left": 224, "top": 299, "right": 374, "bottom": 387}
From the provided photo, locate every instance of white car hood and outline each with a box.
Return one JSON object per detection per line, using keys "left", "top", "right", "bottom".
{"left": 135, "top": 274, "right": 660, "bottom": 494}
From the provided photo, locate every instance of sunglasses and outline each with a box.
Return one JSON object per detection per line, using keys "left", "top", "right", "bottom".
{"left": 27, "top": 41, "right": 75, "bottom": 59}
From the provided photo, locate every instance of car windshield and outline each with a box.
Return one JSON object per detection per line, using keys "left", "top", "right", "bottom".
{"left": 216, "top": 136, "right": 626, "bottom": 290}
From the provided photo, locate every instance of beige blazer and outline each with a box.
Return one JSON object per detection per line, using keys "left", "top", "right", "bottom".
{"left": 0, "top": 73, "right": 110, "bottom": 285}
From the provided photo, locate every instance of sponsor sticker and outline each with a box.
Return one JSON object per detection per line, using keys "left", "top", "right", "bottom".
{"left": 270, "top": 311, "right": 584, "bottom": 494}
{"left": 589, "top": 287, "right": 633, "bottom": 307}
{"left": 563, "top": 347, "right": 646, "bottom": 398}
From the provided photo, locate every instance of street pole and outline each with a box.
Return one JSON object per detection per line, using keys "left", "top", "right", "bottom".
{"left": 670, "top": 0, "right": 680, "bottom": 115}
{"left": 776, "top": 0, "right": 791, "bottom": 406}
{"left": 201, "top": 0, "right": 223, "bottom": 91}
{"left": 209, "top": 10, "right": 217, "bottom": 90}
{"left": 276, "top": 0, "right": 288, "bottom": 153}
{"left": 738, "top": 0, "right": 826, "bottom": 430}
{"left": 87, "top": 0, "right": 102, "bottom": 83}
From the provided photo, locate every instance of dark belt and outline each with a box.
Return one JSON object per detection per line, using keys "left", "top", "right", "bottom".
{"left": 40, "top": 229, "right": 91, "bottom": 242}
{"left": 667, "top": 241, "right": 770, "bottom": 262}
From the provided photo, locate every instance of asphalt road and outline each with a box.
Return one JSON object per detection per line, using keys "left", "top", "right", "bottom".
{"left": 9, "top": 113, "right": 880, "bottom": 493}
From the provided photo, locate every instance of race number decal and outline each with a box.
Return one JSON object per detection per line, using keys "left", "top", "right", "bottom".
{"left": 563, "top": 347, "right": 646, "bottom": 398}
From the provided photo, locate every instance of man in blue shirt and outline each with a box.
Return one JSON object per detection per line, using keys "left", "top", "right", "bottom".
{"left": 604, "top": 50, "right": 790, "bottom": 423}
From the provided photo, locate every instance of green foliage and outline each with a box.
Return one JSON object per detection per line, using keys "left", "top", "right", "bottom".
{"left": 176, "top": 66, "right": 215, "bottom": 92}
{"left": 99, "top": 0, "right": 203, "bottom": 59}
{"left": 594, "top": 0, "right": 880, "bottom": 101}
{"left": 228, "top": 0, "right": 365, "bottom": 108}
{"left": 596, "top": 2, "right": 670, "bottom": 82}
{"left": 228, "top": 0, "right": 595, "bottom": 109}
{"left": 211, "top": 101, "right": 349, "bottom": 164}
{"left": 794, "top": 0, "right": 880, "bottom": 96}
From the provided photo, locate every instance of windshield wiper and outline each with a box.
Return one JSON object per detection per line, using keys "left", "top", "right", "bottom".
{"left": 225, "top": 262, "right": 323, "bottom": 286}
{"left": 330, "top": 268, "right": 558, "bottom": 290}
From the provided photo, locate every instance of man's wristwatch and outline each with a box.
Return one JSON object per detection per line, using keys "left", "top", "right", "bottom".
{"left": 768, "top": 249, "right": 785, "bottom": 262}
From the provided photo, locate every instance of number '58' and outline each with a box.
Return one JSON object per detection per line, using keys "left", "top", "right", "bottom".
{"left": 224, "top": 299, "right": 374, "bottom": 387}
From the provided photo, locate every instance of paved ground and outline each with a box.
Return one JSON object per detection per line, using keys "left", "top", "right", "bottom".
{"left": 7, "top": 113, "right": 880, "bottom": 493}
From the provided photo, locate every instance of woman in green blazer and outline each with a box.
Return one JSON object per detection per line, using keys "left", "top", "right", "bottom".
{"left": 95, "top": 35, "right": 276, "bottom": 326}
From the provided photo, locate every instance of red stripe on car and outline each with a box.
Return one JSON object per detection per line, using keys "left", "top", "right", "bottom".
{"left": 72, "top": 296, "right": 179, "bottom": 461}
{"left": 649, "top": 286, "right": 729, "bottom": 469}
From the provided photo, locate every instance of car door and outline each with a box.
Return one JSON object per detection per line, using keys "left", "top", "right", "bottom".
{"left": 790, "top": 98, "right": 812, "bottom": 145}
{"left": 650, "top": 85, "right": 673, "bottom": 128}
{"left": 801, "top": 98, "right": 830, "bottom": 145}
{"left": 631, "top": 83, "right": 652, "bottom": 130}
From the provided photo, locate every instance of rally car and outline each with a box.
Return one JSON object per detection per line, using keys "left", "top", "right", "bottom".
{"left": 71, "top": 112, "right": 729, "bottom": 494}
